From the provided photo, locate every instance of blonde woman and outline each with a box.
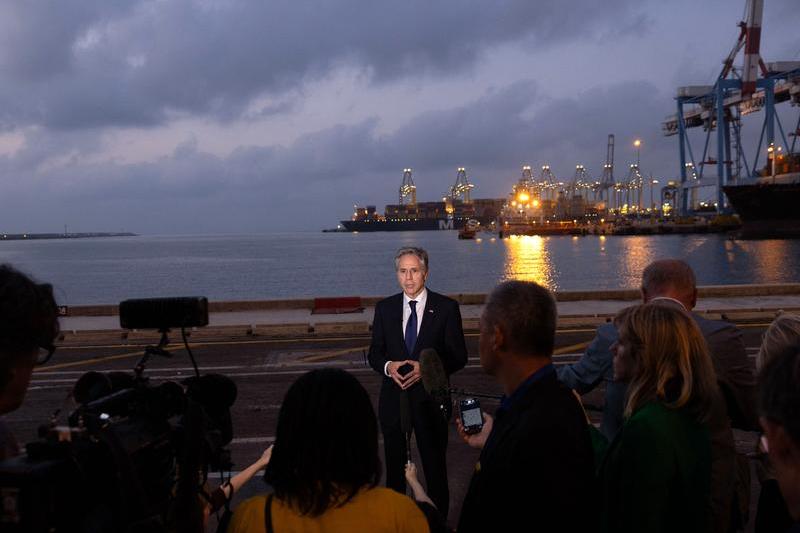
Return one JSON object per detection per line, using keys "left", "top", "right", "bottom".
{"left": 599, "top": 303, "right": 718, "bottom": 533}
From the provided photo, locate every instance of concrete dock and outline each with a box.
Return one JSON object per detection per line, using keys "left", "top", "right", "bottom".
{"left": 56, "top": 283, "right": 800, "bottom": 344}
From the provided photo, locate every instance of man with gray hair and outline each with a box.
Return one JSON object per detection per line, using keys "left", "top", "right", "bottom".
{"left": 456, "top": 280, "right": 594, "bottom": 532}
{"left": 558, "top": 258, "right": 756, "bottom": 437}
{"left": 368, "top": 246, "right": 467, "bottom": 517}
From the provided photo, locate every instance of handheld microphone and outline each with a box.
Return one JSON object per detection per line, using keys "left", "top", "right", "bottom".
{"left": 420, "top": 349, "right": 452, "bottom": 421}
{"left": 399, "top": 390, "right": 412, "bottom": 463}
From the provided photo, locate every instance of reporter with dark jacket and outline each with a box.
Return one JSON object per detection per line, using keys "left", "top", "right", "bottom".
{"left": 455, "top": 281, "right": 596, "bottom": 533}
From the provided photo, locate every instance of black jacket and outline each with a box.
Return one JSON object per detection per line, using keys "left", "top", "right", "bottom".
{"left": 457, "top": 370, "right": 596, "bottom": 533}
{"left": 367, "top": 289, "right": 467, "bottom": 428}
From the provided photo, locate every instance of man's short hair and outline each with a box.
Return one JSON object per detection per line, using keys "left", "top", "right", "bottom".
{"left": 0, "top": 264, "right": 60, "bottom": 385}
{"left": 483, "top": 281, "right": 556, "bottom": 357}
{"left": 758, "top": 348, "right": 800, "bottom": 446}
{"left": 641, "top": 259, "right": 696, "bottom": 298}
{"left": 394, "top": 247, "right": 429, "bottom": 271}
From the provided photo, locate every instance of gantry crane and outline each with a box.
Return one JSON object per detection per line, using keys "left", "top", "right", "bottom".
{"left": 596, "top": 134, "right": 616, "bottom": 205}
{"left": 662, "top": 0, "right": 800, "bottom": 214}
{"left": 449, "top": 167, "right": 474, "bottom": 203}
{"left": 399, "top": 168, "right": 417, "bottom": 205}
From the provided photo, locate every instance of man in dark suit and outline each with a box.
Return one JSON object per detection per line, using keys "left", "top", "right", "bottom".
{"left": 456, "top": 280, "right": 595, "bottom": 533}
{"left": 368, "top": 246, "right": 467, "bottom": 518}
{"left": 557, "top": 258, "right": 757, "bottom": 439}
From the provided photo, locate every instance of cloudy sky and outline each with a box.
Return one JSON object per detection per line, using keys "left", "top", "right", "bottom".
{"left": 1, "top": 0, "right": 798, "bottom": 233}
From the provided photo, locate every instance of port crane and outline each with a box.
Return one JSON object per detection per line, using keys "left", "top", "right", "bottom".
{"left": 399, "top": 168, "right": 417, "bottom": 205}
{"left": 570, "top": 165, "right": 593, "bottom": 201}
{"left": 539, "top": 165, "right": 560, "bottom": 202}
{"left": 449, "top": 167, "right": 474, "bottom": 203}
{"left": 508, "top": 166, "right": 539, "bottom": 213}
{"left": 662, "top": 0, "right": 800, "bottom": 214}
{"left": 595, "top": 134, "right": 616, "bottom": 205}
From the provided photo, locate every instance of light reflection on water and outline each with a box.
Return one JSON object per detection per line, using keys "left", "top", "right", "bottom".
{"left": 502, "top": 235, "right": 555, "bottom": 289}
{"left": 1, "top": 232, "right": 798, "bottom": 304}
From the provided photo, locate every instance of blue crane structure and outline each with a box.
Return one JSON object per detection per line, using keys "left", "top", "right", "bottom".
{"left": 662, "top": 0, "right": 800, "bottom": 215}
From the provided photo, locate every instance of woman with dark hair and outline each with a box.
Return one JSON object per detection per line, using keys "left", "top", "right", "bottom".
{"left": 227, "top": 368, "right": 428, "bottom": 532}
{"left": 753, "top": 313, "right": 800, "bottom": 532}
{"left": 599, "top": 303, "right": 718, "bottom": 533}
{"left": 758, "top": 348, "right": 800, "bottom": 531}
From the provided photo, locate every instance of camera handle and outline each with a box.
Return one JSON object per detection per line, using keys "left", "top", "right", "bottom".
{"left": 134, "top": 329, "right": 172, "bottom": 381}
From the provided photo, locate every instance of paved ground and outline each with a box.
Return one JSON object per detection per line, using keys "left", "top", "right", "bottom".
{"left": 5, "top": 318, "right": 772, "bottom": 531}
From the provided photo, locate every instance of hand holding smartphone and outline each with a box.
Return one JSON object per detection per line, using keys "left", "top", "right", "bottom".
{"left": 459, "top": 398, "right": 484, "bottom": 435}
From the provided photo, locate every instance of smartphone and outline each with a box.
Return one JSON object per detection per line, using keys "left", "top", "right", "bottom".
{"left": 459, "top": 398, "right": 484, "bottom": 435}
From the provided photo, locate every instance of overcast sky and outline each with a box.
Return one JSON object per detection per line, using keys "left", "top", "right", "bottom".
{"left": 1, "top": 0, "right": 799, "bottom": 233}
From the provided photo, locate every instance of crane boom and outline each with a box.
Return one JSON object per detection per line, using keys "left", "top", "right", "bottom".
{"left": 742, "top": 0, "right": 764, "bottom": 96}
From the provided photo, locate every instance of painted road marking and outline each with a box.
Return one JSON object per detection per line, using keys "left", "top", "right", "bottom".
{"left": 297, "top": 346, "right": 369, "bottom": 363}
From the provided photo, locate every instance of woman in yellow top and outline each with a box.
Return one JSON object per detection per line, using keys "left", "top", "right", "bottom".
{"left": 227, "top": 368, "right": 429, "bottom": 533}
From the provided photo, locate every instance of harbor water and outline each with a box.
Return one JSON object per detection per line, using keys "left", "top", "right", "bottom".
{"left": 1, "top": 232, "right": 799, "bottom": 305}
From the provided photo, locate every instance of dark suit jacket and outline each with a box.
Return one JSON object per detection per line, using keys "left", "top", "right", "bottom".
{"left": 694, "top": 313, "right": 758, "bottom": 431}
{"left": 557, "top": 311, "right": 757, "bottom": 437}
{"left": 457, "top": 371, "right": 596, "bottom": 533}
{"left": 367, "top": 289, "right": 467, "bottom": 428}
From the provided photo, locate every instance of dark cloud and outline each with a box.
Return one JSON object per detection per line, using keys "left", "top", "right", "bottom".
{"left": 0, "top": 0, "right": 644, "bottom": 130}
{"left": 1, "top": 78, "right": 675, "bottom": 233}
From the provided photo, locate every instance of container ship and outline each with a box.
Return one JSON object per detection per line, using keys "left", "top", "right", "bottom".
{"left": 340, "top": 168, "right": 505, "bottom": 232}
{"left": 722, "top": 153, "right": 800, "bottom": 237}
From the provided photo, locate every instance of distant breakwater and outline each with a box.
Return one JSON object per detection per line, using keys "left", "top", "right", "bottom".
{"left": 0, "top": 232, "right": 137, "bottom": 241}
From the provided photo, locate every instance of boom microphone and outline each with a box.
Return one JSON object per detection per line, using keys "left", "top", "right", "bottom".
{"left": 399, "top": 390, "right": 412, "bottom": 464}
{"left": 420, "top": 349, "right": 452, "bottom": 421}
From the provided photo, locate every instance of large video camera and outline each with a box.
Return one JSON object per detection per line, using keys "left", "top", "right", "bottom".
{"left": 0, "top": 297, "right": 236, "bottom": 533}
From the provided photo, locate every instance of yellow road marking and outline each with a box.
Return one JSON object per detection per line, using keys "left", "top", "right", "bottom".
{"left": 34, "top": 349, "right": 162, "bottom": 372}
{"left": 297, "top": 346, "right": 370, "bottom": 363}
{"left": 554, "top": 341, "right": 590, "bottom": 355}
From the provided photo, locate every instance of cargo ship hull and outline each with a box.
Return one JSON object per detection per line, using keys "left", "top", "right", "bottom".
{"left": 723, "top": 180, "right": 800, "bottom": 237}
{"left": 340, "top": 218, "right": 468, "bottom": 232}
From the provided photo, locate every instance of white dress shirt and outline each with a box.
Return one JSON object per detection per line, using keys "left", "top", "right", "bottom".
{"left": 649, "top": 296, "right": 688, "bottom": 311}
{"left": 384, "top": 288, "right": 427, "bottom": 376}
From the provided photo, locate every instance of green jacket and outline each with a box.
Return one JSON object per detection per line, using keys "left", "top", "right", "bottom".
{"left": 599, "top": 402, "right": 712, "bottom": 533}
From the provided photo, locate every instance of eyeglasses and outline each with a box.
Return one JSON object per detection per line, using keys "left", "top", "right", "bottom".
{"left": 36, "top": 344, "right": 56, "bottom": 366}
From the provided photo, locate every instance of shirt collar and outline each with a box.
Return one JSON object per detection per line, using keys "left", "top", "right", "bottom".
{"left": 403, "top": 287, "right": 427, "bottom": 309}
{"left": 649, "top": 296, "right": 688, "bottom": 312}
{"left": 498, "top": 363, "right": 555, "bottom": 414}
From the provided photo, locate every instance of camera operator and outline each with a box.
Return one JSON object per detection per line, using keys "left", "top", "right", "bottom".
{"left": 0, "top": 264, "right": 60, "bottom": 460}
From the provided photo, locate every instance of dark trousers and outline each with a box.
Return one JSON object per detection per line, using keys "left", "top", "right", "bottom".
{"left": 383, "top": 401, "right": 450, "bottom": 518}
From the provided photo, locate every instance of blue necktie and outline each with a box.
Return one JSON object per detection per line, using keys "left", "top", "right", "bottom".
{"left": 404, "top": 300, "right": 418, "bottom": 354}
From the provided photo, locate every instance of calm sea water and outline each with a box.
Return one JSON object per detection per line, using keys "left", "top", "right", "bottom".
{"left": 1, "top": 232, "right": 799, "bottom": 305}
